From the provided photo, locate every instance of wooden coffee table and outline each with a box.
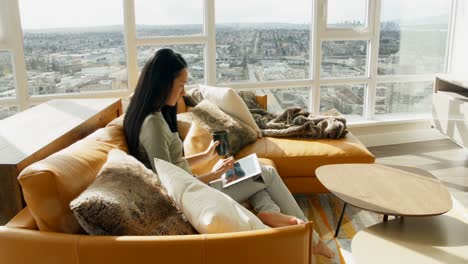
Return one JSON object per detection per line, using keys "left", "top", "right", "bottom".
{"left": 315, "top": 164, "right": 452, "bottom": 237}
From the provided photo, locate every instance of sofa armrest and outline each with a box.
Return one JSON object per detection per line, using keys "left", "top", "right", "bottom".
{"left": 0, "top": 226, "right": 80, "bottom": 264}
{"left": 79, "top": 222, "right": 313, "bottom": 264}
{"left": 0, "top": 222, "right": 313, "bottom": 264}
{"left": 5, "top": 207, "right": 37, "bottom": 230}
{"left": 204, "top": 221, "right": 313, "bottom": 264}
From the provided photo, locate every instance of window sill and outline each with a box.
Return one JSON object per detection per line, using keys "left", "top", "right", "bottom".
{"left": 348, "top": 114, "right": 432, "bottom": 128}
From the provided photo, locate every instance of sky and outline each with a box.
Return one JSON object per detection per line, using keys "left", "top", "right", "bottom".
{"left": 18, "top": 0, "right": 451, "bottom": 30}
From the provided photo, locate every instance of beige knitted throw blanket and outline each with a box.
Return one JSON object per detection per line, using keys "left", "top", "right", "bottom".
{"left": 238, "top": 91, "right": 348, "bottom": 139}
{"left": 183, "top": 90, "right": 348, "bottom": 139}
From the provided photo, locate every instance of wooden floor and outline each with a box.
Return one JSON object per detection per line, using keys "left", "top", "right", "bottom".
{"left": 368, "top": 139, "right": 468, "bottom": 209}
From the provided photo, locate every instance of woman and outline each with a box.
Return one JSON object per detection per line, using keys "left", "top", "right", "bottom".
{"left": 123, "top": 48, "right": 334, "bottom": 259}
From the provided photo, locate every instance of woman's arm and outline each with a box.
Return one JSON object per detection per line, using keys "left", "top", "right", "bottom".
{"left": 185, "top": 140, "right": 219, "bottom": 167}
{"left": 140, "top": 116, "right": 173, "bottom": 172}
{"left": 195, "top": 157, "right": 235, "bottom": 184}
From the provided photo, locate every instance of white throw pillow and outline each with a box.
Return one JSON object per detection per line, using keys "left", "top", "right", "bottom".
{"left": 199, "top": 85, "right": 262, "bottom": 137}
{"left": 153, "top": 158, "right": 266, "bottom": 234}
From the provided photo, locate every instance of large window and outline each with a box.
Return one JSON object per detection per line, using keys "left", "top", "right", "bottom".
{"left": 19, "top": 0, "right": 127, "bottom": 96}
{"left": 327, "top": 0, "right": 368, "bottom": 29}
{"left": 374, "top": 0, "right": 451, "bottom": 118}
{"left": 320, "top": 84, "right": 366, "bottom": 119}
{"left": 216, "top": 0, "right": 311, "bottom": 83}
{"left": 375, "top": 81, "right": 433, "bottom": 117}
{"left": 378, "top": 0, "right": 451, "bottom": 75}
{"left": 0, "top": 105, "right": 18, "bottom": 120}
{"left": 135, "top": 0, "right": 203, "bottom": 37}
{"left": 0, "top": 51, "right": 15, "bottom": 98}
{"left": 321, "top": 40, "right": 368, "bottom": 78}
{"left": 137, "top": 45, "right": 205, "bottom": 85}
{"left": 1, "top": 0, "right": 455, "bottom": 123}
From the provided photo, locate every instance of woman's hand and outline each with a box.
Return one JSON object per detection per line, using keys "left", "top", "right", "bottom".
{"left": 196, "top": 156, "right": 235, "bottom": 184}
{"left": 210, "top": 156, "right": 235, "bottom": 178}
{"left": 204, "top": 140, "right": 220, "bottom": 160}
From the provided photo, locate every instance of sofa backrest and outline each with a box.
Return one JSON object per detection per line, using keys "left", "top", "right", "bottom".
{"left": 176, "top": 94, "right": 267, "bottom": 114}
{"left": 18, "top": 116, "right": 128, "bottom": 234}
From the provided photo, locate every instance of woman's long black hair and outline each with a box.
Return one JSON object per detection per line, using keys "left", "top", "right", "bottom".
{"left": 124, "top": 48, "right": 187, "bottom": 157}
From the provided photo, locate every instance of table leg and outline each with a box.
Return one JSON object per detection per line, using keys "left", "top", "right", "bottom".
{"left": 383, "top": 215, "right": 388, "bottom": 222}
{"left": 335, "top": 203, "right": 347, "bottom": 237}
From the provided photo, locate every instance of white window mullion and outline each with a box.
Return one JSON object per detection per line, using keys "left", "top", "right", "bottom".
{"left": 308, "top": 0, "right": 316, "bottom": 114}
{"left": 366, "top": 0, "right": 381, "bottom": 120}
{"left": 376, "top": 74, "right": 436, "bottom": 83}
{"left": 320, "top": 77, "right": 370, "bottom": 85}
{"left": 219, "top": 79, "right": 313, "bottom": 90}
{"left": 445, "top": 0, "right": 457, "bottom": 73}
{"left": 12, "top": 0, "right": 29, "bottom": 111}
{"left": 3, "top": 0, "right": 29, "bottom": 111}
{"left": 123, "top": 0, "right": 138, "bottom": 93}
{"left": 29, "top": 90, "right": 130, "bottom": 104}
{"left": 0, "top": 97, "right": 18, "bottom": 104}
{"left": 311, "top": 0, "right": 326, "bottom": 116}
{"left": 204, "top": 0, "right": 216, "bottom": 86}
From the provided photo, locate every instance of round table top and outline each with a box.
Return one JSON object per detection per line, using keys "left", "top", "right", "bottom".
{"left": 315, "top": 164, "right": 452, "bottom": 216}
{"left": 352, "top": 215, "right": 468, "bottom": 264}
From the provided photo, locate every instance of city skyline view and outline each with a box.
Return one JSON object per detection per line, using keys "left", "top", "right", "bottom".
{"left": 0, "top": 0, "right": 451, "bottom": 119}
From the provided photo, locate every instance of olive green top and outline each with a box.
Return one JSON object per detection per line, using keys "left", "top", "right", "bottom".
{"left": 138, "top": 112, "right": 192, "bottom": 174}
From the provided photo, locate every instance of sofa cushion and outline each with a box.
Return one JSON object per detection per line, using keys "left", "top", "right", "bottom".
{"left": 18, "top": 123, "right": 128, "bottom": 234}
{"left": 70, "top": 149, "right": 196, "bottom": 236}
{"left": 176, "top": 112, "right": 194, "bottom": 141}
{"left": 153, "top": 158, "right": 266, "bottom": 234}
{"left": 236, "top": 133, "right": 375, "bottom": 179}
{"left": 183, "top": 120, "right": 218, "bottom": 176}
{"left": 199, "top": 85, "right": 262, "bottom": 137}
{"left": 191, "top": 100, "right": 257, "bottom": 156}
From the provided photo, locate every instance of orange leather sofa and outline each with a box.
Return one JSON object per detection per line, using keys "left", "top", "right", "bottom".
{"left": 0, "top": 96, "right": 373, "bottom": 264}
{"left": 0, "top": 208, "right": 314, "bottom": 264}
{"left": 0, "top": 99, "right": 315, "bottom": 264}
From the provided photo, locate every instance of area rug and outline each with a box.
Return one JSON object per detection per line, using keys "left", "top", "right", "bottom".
{"left": 295, "top": 194, "right": 468, "bottom": 264}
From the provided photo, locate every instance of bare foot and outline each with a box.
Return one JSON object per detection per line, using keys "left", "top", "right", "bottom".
{"left": 257, "top": 211, "right": 304, "bottom": 227}
{"left": 312, "top": 240, "right": 335, "bottom": 259}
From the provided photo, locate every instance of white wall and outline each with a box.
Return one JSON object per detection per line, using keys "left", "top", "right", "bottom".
{"left": 450, "top": 0, "right": 468, "bottom": 73}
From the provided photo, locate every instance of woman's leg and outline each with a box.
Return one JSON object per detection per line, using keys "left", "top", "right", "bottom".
{"left": 210, "top": 166, "right": 334, "bottom": 258}
{"left": 251, "top": 166, "right": 308, "bottom": 221}
{"left": 209, "top": 165, "right": 304, "bottom": 217}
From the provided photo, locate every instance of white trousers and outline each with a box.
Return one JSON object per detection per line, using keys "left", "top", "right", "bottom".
{"left": 210, "top": 165, "right": 319, "bottom": 243}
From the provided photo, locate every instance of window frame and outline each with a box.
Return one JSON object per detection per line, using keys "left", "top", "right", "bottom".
{"left": 2, "top": 0, "right": 456, "bottom": 124}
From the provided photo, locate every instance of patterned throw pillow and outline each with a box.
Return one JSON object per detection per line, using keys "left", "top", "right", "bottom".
{"left": 70, "top": 149, "right": 196, "bottom": 236}
{"left": 191, "top": 99, "right": 258, "bottom": 155}
{"left": 198, "top": 85, "right": 262, "bottom": 137}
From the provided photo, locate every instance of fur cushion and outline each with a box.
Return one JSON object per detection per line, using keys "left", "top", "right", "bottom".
{"left": 69, "top": 149, "right": 196, "bottom": 236}
{"left": 238, "top": 91, "right": 263, "bottom": 110}
{"left": 191, "top": 100, "right": 257, "bottom": 155}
